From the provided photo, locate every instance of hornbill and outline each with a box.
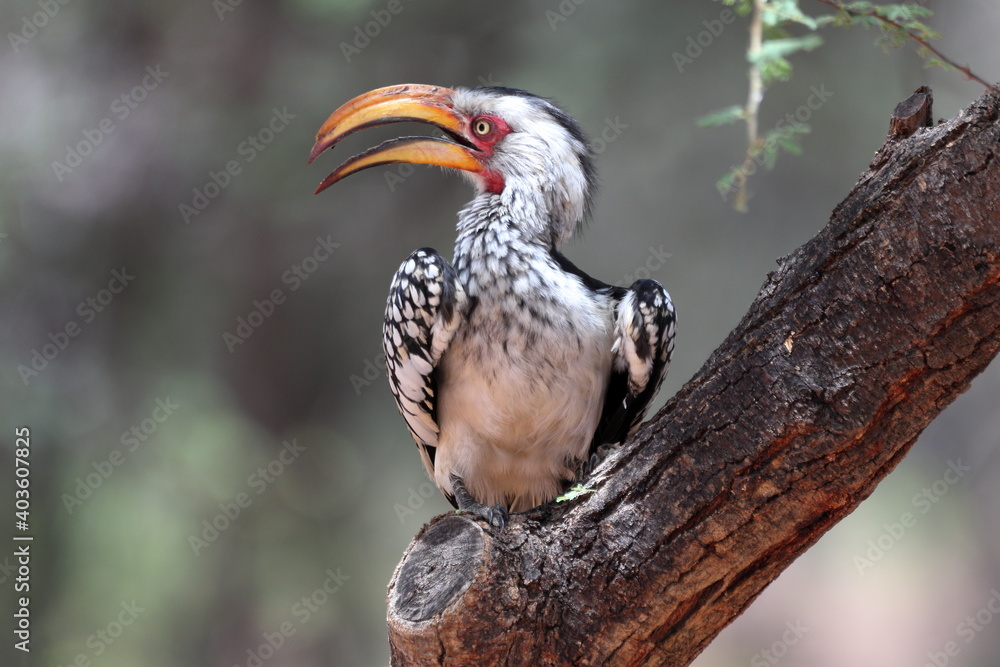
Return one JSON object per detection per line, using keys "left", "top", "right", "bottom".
{"left": 310, "top": 84, "right": 675, "bottom": 529}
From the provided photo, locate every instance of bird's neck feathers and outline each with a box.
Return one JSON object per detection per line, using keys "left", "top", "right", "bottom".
{"left": 452, "top": 130, "right": 594, "bottom": 295}
{"left": 457, "top": 145, "right": 592, "bottom": 249}
{"left": 455, "top": 171, "right": 586, "bottom": 249}
{"left": 452, "top": 193, "right": 557, "bottom": 297}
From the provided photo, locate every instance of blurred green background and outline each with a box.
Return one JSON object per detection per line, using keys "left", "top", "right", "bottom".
{"left": 2, "top": 1, "right": 999, "bottom": 665}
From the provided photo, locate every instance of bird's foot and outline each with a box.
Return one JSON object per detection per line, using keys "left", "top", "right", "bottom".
{"left": 451, "top": 476, "right": 508, "bottom": 531}
{"left": 575, "top": 452, "right": 603, "bottom": 482}
{"left": 575, "top": 443, "right": 619, "bottom": 482}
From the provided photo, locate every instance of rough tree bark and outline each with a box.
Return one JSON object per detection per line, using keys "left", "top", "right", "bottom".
{"left": 386, "top": 86, "right": 1000, "bottom": 666}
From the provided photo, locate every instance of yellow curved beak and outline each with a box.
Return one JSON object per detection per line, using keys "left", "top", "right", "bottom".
{"left": 309, "top": 84, "right": 483, "bottom": 194}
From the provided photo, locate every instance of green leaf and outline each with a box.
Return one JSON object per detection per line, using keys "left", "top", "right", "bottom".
{"left": 834, "top": 2, "right": 939, "bottom": 45}
{"left": 907, "top": 23, "right": 941, "bottom": 41}
{"left": 873, "top": 4, "right": 933, "bottom": 22}
{"left": 925, "top": 57, "right": 957, "bottom": 72}
{"left": 760, "top": 56, "right": 794, "bottom": 86}
{"left": 763, "top": 25, "right": 792, "bottom": 41}
{"left": 556, "top": 485, "right": 597, "bottom": 502}
{"left": 697, "top": 105, "right": 746, "bottom": 128}
{"left": 762, "top": 0, "right": 821, "bottom": 30}
{"left": 812, "top": 14, "right": 840, "bottom": 28}
{"left": 751, "top": 34, "right": 824, "bottom": 64}
{"left": 719, "top": 0, "right": 754, "bottom": 18}
{"left": 778, "top": 135, "right": 804, "bottom": 155}
{"left": 758, "top": 123, "right": 810, "bottom": 164}
{"left": 715, "top": 165, "right": 750, "bottom": 212}
{"left": 752, "top": 34, "right": 823, "bottom": 86}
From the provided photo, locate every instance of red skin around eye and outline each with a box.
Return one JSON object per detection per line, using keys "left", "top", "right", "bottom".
{"left": 468, "top": 116, "right": 511, "bottom": 193}
{"left": 470, "top": 115, "right": 511, "bottom": 148}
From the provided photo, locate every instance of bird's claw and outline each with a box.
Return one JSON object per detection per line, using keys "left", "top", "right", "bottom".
{"left": 455, "top": 501, "right": 508, "bottom": 531}
{"left": 451, "top": 475, "right": 509, "bottom": 531}
{"left": 484, "top": 504, "right": 508, "bottom": 531}
{"left": 586, "top": 443, "right": 623, "bottom": 479}
{"left": 575, "top": 451, "right": 605, "bottom": 482}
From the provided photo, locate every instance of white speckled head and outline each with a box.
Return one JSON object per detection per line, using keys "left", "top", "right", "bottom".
{"left": 451, "top": 87, "right": 596, "bottom": 246}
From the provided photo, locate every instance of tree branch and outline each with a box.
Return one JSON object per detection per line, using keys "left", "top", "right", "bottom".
{"left": 813, "top": 0, "right": 999, "bottom": 95}
{"left": 387, "top": 86, "right": 1000, "bottom": 666}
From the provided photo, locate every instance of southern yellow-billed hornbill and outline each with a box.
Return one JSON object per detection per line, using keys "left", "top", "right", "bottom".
{"left": 310, "top": 84, "right": 675, "bottom": 530}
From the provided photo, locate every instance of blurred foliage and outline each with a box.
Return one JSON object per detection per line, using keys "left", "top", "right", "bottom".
{"left": 707, "top": 0, "right": 989, "bottom": 211}
{"left": 0, "top": 1, "right": 998, "bottom": 666}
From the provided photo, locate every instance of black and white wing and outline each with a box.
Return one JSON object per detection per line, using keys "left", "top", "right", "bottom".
{"left": 382, "top": 247, "right": 467, "bottom": 495}
{"left": 592, "top": 278, "right": 676, "bottom": 450}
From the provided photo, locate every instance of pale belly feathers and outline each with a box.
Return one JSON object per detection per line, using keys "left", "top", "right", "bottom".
{"left": 435, "top": 290, "right": 615, "bottom": 512}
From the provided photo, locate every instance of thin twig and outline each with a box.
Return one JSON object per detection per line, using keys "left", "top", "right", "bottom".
{"left": 746, "top": 0, "right": 765, "bottom": 148}
{"left": 734, "top": 0, "right": 766, "bottom": 212}
{"left": 813, "top": 0, "right": 999, "bottom": 95}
